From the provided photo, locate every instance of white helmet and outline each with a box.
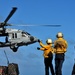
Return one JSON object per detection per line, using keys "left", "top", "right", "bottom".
{"left": 56, "top": 32, "right": 63, "bottom": 38}
{"left": 46, "top": 39, "right": 52, "bottom": 44}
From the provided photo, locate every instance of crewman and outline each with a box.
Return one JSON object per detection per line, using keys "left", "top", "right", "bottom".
{"left": 54, "top": 32, "right": 68, "bottom": 75}
{"left": 37, "top": 39, "right": 55, "bottom": 75}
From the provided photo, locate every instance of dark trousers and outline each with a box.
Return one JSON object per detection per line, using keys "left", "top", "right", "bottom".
{"left": 44, "top": 56, "right": 55, "bottom": 75}
{"left": 55, "top": 53, "right": 65, "bottom": 75}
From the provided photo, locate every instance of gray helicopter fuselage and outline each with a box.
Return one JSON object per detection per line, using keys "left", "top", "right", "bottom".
{"left": 5, "top": 28, "right": 38, "bottom": 46}
{"left": 0, "top": 28, "right": 38, "bottom": 52}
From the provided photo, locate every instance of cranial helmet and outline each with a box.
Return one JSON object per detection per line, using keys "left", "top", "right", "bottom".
{"left": 56, "top": 32, "right": 63, "bottom": 38}
{"left": 46, "top": 39, "right": 52, "bottom": 44}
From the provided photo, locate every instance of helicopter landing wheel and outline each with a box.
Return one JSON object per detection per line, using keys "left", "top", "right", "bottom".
{"left": 12, "top": 47, "right": 18, "bottom": 52}
{"left": 10, "top": 46, "right": 18, "bottom": 52}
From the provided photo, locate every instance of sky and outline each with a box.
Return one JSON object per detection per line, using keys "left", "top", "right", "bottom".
{"left": 0, "top": 0, "right": 75, "bottom": 75}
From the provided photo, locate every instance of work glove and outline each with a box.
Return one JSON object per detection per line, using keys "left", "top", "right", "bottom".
{"left": 38, "top": 39, "right": 41, "bottom": 43}
{"left": 37, "top": 47, "right": 40, "bottom": 50}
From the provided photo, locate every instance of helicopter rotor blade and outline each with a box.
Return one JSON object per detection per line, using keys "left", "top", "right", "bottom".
{"left": 11, "top": 24, "right": 61, "bottom": 27}
{"left": 4, "top": 7, "right": 17, "bottom": 23}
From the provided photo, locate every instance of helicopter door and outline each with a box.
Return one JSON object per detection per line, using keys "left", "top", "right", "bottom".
{"left": 8, "top": 32, "right": 22, "bottom": 41}
{"left": 8, "top": 33, "right": 16, "bottom": 40}
{"left": 17, "top": 32, "right": 22, "bottom": 38}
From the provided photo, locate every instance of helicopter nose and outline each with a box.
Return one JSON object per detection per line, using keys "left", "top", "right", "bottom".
{"left": 30, "top": 36, "right": 34, "bottom": 41}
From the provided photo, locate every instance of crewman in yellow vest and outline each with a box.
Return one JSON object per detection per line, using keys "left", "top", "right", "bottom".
{"left": 54, "top": 32, "right": 68, "bottom": 75}
{"left": 37, "top": 39, "right": 55, "bottom": 75}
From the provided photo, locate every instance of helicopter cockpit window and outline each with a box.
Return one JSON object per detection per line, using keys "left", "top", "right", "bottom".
{"left": 22, "top": 31, "right": 31, "bottom": 35}
{"left": 22, "top": 33, "right": 26, "bottom": 37}
{"left": 26, "top": 32, "right": 30, "bottom": 35}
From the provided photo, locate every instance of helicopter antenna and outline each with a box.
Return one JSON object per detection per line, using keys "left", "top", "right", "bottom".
{"left": 4, "top": 7, "right": 17, "bottom": 23}
{"left": 4, "top": 50, "right": 9, "bottom": 65}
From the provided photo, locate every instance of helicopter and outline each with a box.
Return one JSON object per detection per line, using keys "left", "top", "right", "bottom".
{"left": 0, "top": 7, "right": 61, "bottom": 52}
